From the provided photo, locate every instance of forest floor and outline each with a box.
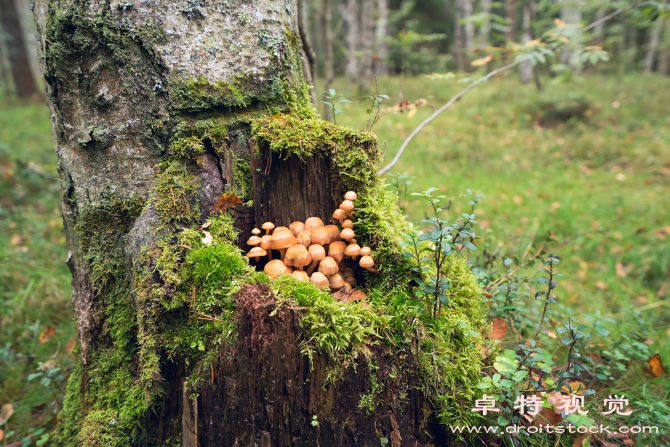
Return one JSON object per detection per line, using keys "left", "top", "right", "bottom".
{"left": 0, "top": 73, "right": 668, "bottom": 445}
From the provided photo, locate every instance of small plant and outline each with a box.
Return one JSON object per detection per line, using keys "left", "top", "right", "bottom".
{"left": 387, "top": 172, "right": 414, "bottom": 213}
{"left": 311, "top": 415, "right": 319, "bottom": 427}
{"left": 363, "top": 77, "right": 389, "bottom": 132}
{"left": 322, "top": 89, "right": 351, "bottom": 125}
{"left": 401, "top": 188, "right": 479, "bottom": 318}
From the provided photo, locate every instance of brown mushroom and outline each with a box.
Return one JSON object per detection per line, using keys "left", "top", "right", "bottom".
{"left": 340, "top": 282, "right": 353, "bottom": 292}
{"left": 342, "top": 219, "right": 354, "bottom": 229}
{"left": 310, "top": 226, "right": 330, "bottom": 246}
{"left": 340, "top": 228, "right": 355, "bottom": 242}
{"left": 297, "top": 229, "right": 311, "bottom": 247}
{"left": 284, "top": 244, "right": 312, "bottom": 270}
{"left": 329, "top": 272, "right": 345, "bottom": 290}
{"left": 274, "top": 226, "right": 289, "bottom": 233}
{"left": 344, "top": 243, "right": 361, "bottom": 260}
{"left": 344, "top": 191, "right": 357, "bottom": 201}
{"left": 270, "top": 229, "right": 297, "bottom": 261}
{"left": 264, "top": 259, "right": 290, "bottom": 278}
{"left": 306, "top": 244, "right": 326, "bottom": 275}
{"left": 328, "top": 241, "right": 347, "bottom": 262}
{"left": 247, "top": 235, "right": 261, "bottom": 246}
{"left": 310, "top": 272, "right": 329, "bottom": 287}
{"left": 252, "top": 228, "right": 261, "bottom": 236}
{"left": 325, "top": 225, "right": 342, "bottom": 242}
{"left": 318, "top": 257, "right": 339, "bottom": 276}
{"left": 289, "top": 221, "right": 305, "bottom": 237}
{"left": 292, "top": 270, "right": 309, "bottom": 281}
{"left": 260, "top": 235, "right": 273, "bottom": 260}
{"left": 360, "top": 247, "right": 371, "bottom": 257}
{"left": 262, "top": 222, "right": 275, "bottom": 235}
{"left": 304, "top": 217, "right": 325, "bottom": 231}
{"left": 247, "top": 246, "right": 267, "bottom": 262}
{"left": 359, "top": 255, "right": 377, "bottom": 273}
{"left": 339, "top": 200, "right": 354, "bottom": 217}
{"left": 332, "top": 208, "right": 347, "bottom": 224}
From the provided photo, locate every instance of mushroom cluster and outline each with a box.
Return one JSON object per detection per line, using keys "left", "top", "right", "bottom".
{"left": 245, "top": 191, "right": 377, "bottom": 291}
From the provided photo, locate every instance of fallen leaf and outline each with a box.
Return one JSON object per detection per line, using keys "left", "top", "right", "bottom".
{"left": 647, "top": 354, "right": 665, "bottom": 377}
{"left": 39, "top": 326, "right": 56, "bottom": 343}
{"left": 407, "top": 107, "right": 417, "bottom": 119}
{"left": 471, "top": 54, "right": 493, "bottom": 67}
{"left": 201, "top": 231, "right": 213, "bottom": 246}
{"left": 212, "top": 192, "right": 242, "bottom": 213}
{"left": 615, "top": 263, "right": 627, "bottom": 278}
{"left": 347, "top": 290, "right": 367, "bottom": 302}
{"left": 562, "top": 381, "right": 586, "bottom": 395}
{"left": 555, "top": 18, "right": 567, "bottom": 28}
{"left": 491, "top": 317, "right": 508, "bottom": 341}
{"left": 595, "top": 281, "right": 607, "bottom": 290}
{"left": 534, "top": 407, "right": 562, "bottom": 426}
{"left": 0, "top": 404, "right": 14, "bottom": 426}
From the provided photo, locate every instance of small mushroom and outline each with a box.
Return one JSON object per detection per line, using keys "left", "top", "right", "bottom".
{"left": 260, "top": 235, "right": 273, "bottom": 260}
{"left": 310, "top": 226, "right": 330, "bottom": 246}
{"left": 310, "top": 272, "right": 329, "bottom": 287}
{"left": 329, "top": 272, "right": 345, "bottom": 290}
{"left": 339, "top": 200, "right": 354, "bottom": 217}
{"left": 304, "top": 217, "right": 325, "bottom": 231}
{"left": 340, "top": 228, "right": 355, "bottom": 242}
{"left": 247, "top": 246, "right": 267, "bottom": 262}
{"left": 274, "top": 226, "right": 289, "bottom": 233}
{"left": 252, "top": 228, "right": 261, "bottom": 236}
{"left": 359, "top": 255, "right": 377, "bottom": 273}
{"left": 349, "top": 238, "right": 357, "bottom": 245}
{"left": 328, "top": 241, "right": 347, "bottom": 262}
{"left": 284, "top": 244, "right": 312, "bottom": 270}
{"left": 342, "top": 219, "right": 354, "bottom": 229}
{"left": 264, "top": 259, "right": 290, "bottom": 278}
{"left": 318, "top": 257, "right": 339, "bottom": 276}
{"left": 332, "top": 209, "right": 347, "bottom": 224}
{"left": 292, "top": 270, "right": 309, "bottom": 281}
{"left": 247, "top": 235, "right": 262, "bottom": 246}
{"left": 289, "top": 221, "right": 305, "bottom": 237}
{"left": 325, "top": 225, "right": 342, "bottom": 242}
{"left": 344, "top": 191, "right": 357, "bottom": 201}
{"left": 344, "top": 276, "right": 357, "bottom": 286}
{"left": 297, "top": 229, "right": 311, "bottom": 246}
{"left": 344, "top": 243, "right": 361, "bottom": 260}
{"left": 270, "top": 229, "right": 297, "bottom": 261}
{"left": 360, "top": 247, "right": 371, "bottom": 257}
{"left": 262, "top": 222, "right": 275, "bottom": 235}
{"left": 306, "top": 244, "right": 326, "bottom": 275}
{"left": 340, "top": 282, "right": 353, "bottom": 292}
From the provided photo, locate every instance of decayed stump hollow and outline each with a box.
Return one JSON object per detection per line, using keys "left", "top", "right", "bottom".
{"left": 193, "top": 284, "right": 441, "bottom": 447}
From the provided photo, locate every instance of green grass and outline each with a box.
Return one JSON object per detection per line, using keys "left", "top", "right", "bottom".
{"left": 1, "top": 72, "right": 669, "bottom": 444}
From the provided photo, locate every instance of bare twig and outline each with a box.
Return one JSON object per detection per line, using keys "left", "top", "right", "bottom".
{"left": 377, "top": 0, "right": 642, "bottom": 175}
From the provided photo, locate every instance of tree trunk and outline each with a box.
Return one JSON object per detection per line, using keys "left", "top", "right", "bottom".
{"left": 520, "top": 0, "right": 533, "bottom": 84}
{"left": 593, "top": 8, "right": 605, "bottom": 45}
{"left": 462, "top": 0, "right": 475, "bottom": 67}
{"left": 322, "top": 0, "right": 334, "bottom": 118}
{"left": 359, "top": 0, "right": 375, "bottom": 90}
{"left": 660, "top": 17, "right": 670, "bottom": 75}
{"left": 479, "top": 0, "right": 492, "bottom": 48}
{"left": 0, "top": 0, "right": 37, "bottom": 97}
{"left": 32, "top": 0, "right": 486, "bottom": 445}
{"left": 454, "top": 0, "right": 465, "bottom": 71}
{"left": 559, "top": 0, "right": 582, "bottom": 68}
{"left": 643, "top": 16, "right": 664, "bottom": 72}
{"left": 375, "top": 0, "right": 389, "bottom": 75}
{"left": 297, "top": 0, "right": 317, "bottom": 105}
{"left": 344, "top": 0, "right": 359, "bottom": 82}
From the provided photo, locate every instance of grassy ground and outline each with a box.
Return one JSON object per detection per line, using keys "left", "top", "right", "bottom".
{"left": 0, "top": 73, "right": 668, "bottom": 444}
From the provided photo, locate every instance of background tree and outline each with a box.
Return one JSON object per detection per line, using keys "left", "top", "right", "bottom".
{"left": 0, "top": 0, "right": 37, "bottom": 97}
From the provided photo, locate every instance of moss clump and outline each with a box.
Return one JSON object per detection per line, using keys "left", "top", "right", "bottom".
{"left": 168, "top": 136, "right": 205, "bottom": 163}
{"left": 153, "top": 160, "right": 200, "bottom": 228}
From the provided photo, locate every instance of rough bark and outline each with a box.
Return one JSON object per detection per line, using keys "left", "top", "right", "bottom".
{"left": 520, "top": 0, "right": 533, "bottom": 84}
{"left": 0, "top": 0, "right": 37, "bottom": 97}
{"left": 322, "top": 0, "right": 334, "bottom": 118}
{"left": 375, "top": 0, "right": 389, "bottom": 75}
{"left": 31, "top": 0, "right": 482, "bottom": 445}
{"left": 297, "top": 0, "right": 317, "bottom": 105}
{"left": 462, "top": 0, "right": 475, "bottom": 67}
{"left": 360, "top": 0, "right": 375, "bottom": 89}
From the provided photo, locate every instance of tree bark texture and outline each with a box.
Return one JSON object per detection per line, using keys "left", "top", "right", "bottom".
{"left": 520, "top": 0, "right": 533, "bottom": 84}
{"left": 643, "top": 16, "right": 664, "bottom": 72}
{"left": 375, "top": 0, "right": 389, "bottom": 75}
{"left": 0, "top": 0, "right": 37, "bottom": 97}
{"left": 322, "top": 0, "right": 334, "bottom": 118}
{"left": 31, "top": 0, "right": 481, "bottom": 445}
{"left": 344, "top": 0, "right": 359, "bottom": 82}
{"left": 360, "top": 0, "right": 375, "bottom": 89}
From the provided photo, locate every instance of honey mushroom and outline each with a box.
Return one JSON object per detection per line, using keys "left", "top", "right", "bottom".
{"left": 310, "top": 272, "right": 329, "bottom": 287}
{"left": 247, "top": 247, "right": 266, "bottom": 262}
{"left": 262, "top": 222, "right": 275, "bottom": 235}
{"left": 289, "top": 221, "right": 304, "bottom": 237}
{"left": 260, "top": 235, "right": 273, "bottom": 260}
{"left": 304, "top": 217, "right": 324, "bottom": 231}
{"left": 270, "top": 229, "right": 296, "bottom": 261}
{"left": 332, "top": 208, "right": 347, "bottom": 224}
{"left": 264, "top": 259, "right": 290, "bottom": 278}
{"left": 329, "top": 272, "right": 345, "bottom": 290}
{"left": 306, "top": 244, "right": 326, "bottom": 275}
{"left": 297, "top": 229, "right": 311, "bottom": 246}
{"left": 252, "top": 228, "right": 261, "bottom": 236}
{"left": 284, "top": 244, "right": 312, "bottom": 271}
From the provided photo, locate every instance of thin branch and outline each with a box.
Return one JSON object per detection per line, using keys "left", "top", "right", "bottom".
{"left": 377, "top": 0, "right": 642, "bottom": 176}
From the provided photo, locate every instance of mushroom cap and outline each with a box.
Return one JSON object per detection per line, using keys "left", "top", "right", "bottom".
{"left": 270, "top": 229, "right": 297, "bottom": 250}
{"left": 318, "top": 257, "right": 339, "bottom": 276}
{"left": 284, "top": 244, "right": 312, "bottom": 268}
{"left": 349, "top": 239, "right": 357, "bottom": 245}
{"left": 359, "top": 256, "right": 374, "bottom": 269}
{"left": 360, "top": 247, "right": 371, "bottom": 256}
{"left": 329, "top": 272, "right": 345, "bottom": 290}
{"left": 344, "top": 191, "right": 357, "bottom": 201}
{"left": 262, "top": 222, "right": 275, "bottom": 232}
{"left": 344, "top": 243, "right": 361, "bottom": 258}
{"left": 264, "top": 259, "right": 290, "bottom": 278}
{"left": 325, "top": 225, "right": 342, "bottom": 242}
{"left": 310, "top": 226, "right": 330, "bottom": 246}
{"left": 328, "top": 241, "right": 347, "bottom": 262}
{"left": 289, "top": 221, "right": 305, "bottom": 237}
{"left": 247, "top": 235, "right": 262, "bottom": 246}
{"left": 340, "top": 282, "right": 353, "bottom": 292}
{"left": 344, "top": 276, "right": 357, "bottom": 286}
{"left": 308, "top": 244, "right": 326, "bottom": 261}
{"left": 310, "top": 272, "right": 329, "bottom": 287}
{"left": 260, "top": 235, "right": 272, "bottom": 250}
{"left": 340, "top": 228, "right": 355, "bottom": 241}
{"left": 343, "top": 268, "right": 355, "bottom": 277}
{"left": 292, "top": 270, "right": 309, "bottom": 281}
{"left": 252, "top": 228, "right": 261, "bottom": 235}
{"left": 332, "top": 209, "right": 347, "bottom": 221}
{"left": 304, "top": 217, "right": 325, "bottom": 231}
{"left": 247, "top": 247, "right": 267, "bottom": 258}
{"left": 297, "top": 229, "right": 311, "bottom": 246}
{"left": 340, "top": 200, "right": 354, "bottom": 211}
{"left": 274, "top": 226, "right": 289, "bottom": 232}
{"left": 342, "top": 219, "right": 354, "bottom": 229}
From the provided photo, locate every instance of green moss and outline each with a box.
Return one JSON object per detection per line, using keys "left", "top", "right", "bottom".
{"left": 153, "top": 160, "right": 200, "bottom": 228}
{"left": 78, "top": 409, "right": 131, "bottom": 447}
{"left": 168, "top": 136, "right": 205, "bottom": 163}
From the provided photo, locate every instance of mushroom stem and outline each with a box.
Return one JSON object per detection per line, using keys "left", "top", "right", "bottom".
{"left": 279, "top": 248, "right": 287, "bottom": 261}
{"left": 365, "top": 266, "right": 378, "bottom": 273}
{"left": 306, "top": 259, "right": 319, "bottom": 275}
{"left": 267, "top": 250, "right": 273, "bottom": 261}
{"left": 254, "top": 256, "right": 260, "bottom": 262}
